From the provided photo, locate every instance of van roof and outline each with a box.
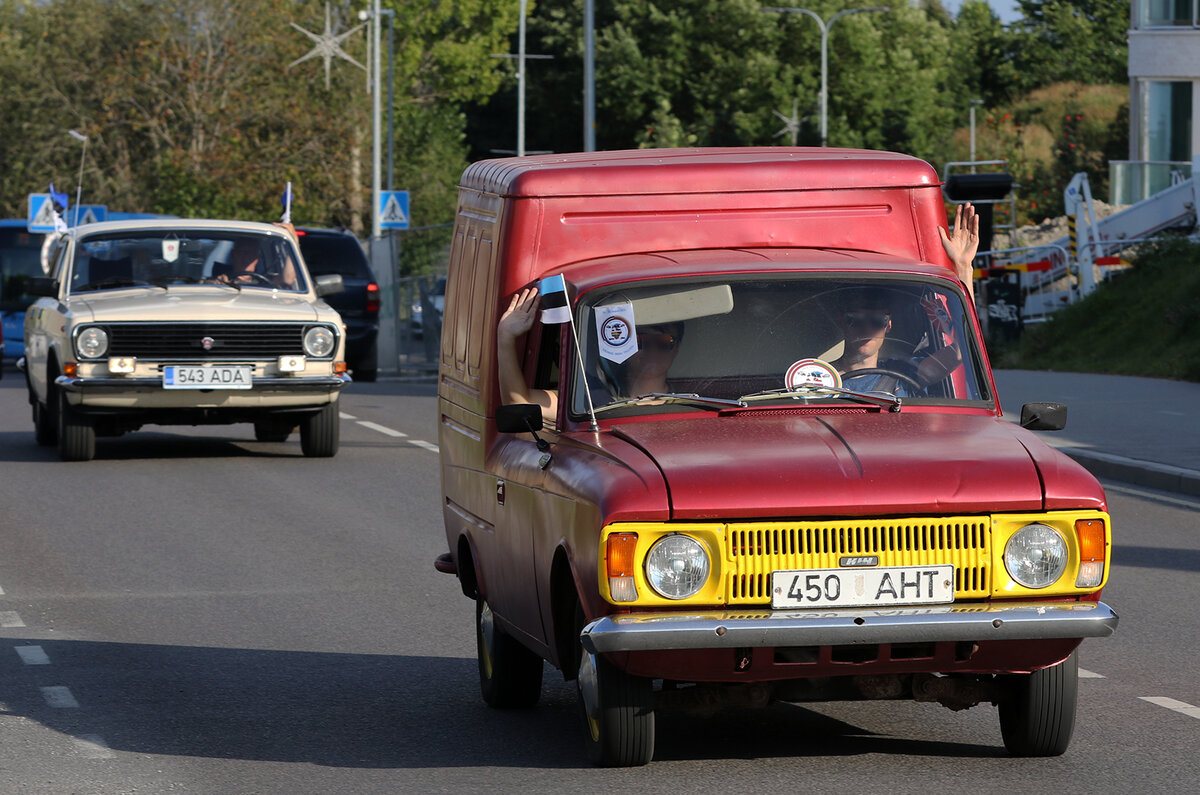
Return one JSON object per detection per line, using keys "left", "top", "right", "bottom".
{"left": 460, "top": 147, "right": 940, "bottom": 198}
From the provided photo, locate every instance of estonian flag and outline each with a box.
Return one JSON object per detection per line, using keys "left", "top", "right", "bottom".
{"left": 539, "top": 274, "right": 571, "bottom": 324}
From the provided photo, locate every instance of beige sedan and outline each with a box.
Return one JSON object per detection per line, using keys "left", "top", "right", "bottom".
{"left": 21, "top": 219, "right": 350, "bottom": 461}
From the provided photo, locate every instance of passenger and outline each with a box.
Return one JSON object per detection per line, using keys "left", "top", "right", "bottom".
{"left": 498, "top": 287, "right": 684, "bottom": 422}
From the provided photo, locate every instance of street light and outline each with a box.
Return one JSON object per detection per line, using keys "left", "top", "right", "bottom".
{"left": 67, "top": 129, "right": 88, "bottom": 226}
{"left": 969, "top": 98, "right": 985, "bottom": 171}
{"left": 762, "top": 6, "right": 888, "bottom": 147}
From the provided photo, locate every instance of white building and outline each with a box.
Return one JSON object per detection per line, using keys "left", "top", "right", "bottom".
{"left": 1123, "top": 1, "right": 1200, "bottom": 201}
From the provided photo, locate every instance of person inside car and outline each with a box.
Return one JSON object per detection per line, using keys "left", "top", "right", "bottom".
{"left": 832, "top": 202, "right": 979, "bottom": 396}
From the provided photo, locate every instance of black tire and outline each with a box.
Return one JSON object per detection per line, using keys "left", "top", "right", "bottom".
{"left": 57, "top": 388, "right": 95, "bottom": 462}
{"left": 475, "top": 597, "right": 543, "bottom": 708}
{"left": 999, "top": 651, "right": 1079, "bottom": 757}
{"left": 576, "top": 604, "right": 654, "bottom": 767}
{"left": 254, "top": 419, "right": 294, "bottom": 443}
{"left": 299, "top": 401, "right": 339, "bottom": 457}
{"left": 33, "top": 395, "right": 57, "bottom": 446}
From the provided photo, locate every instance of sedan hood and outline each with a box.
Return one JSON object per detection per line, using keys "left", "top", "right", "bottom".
{"left": 68, "top": 287, "right": 323, "bottom": 323}
{"left": 609, "top": 411, "right": 1099, "bottom": 519}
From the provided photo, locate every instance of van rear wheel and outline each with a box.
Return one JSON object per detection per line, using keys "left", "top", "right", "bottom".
{"left": 476, "top": 597, "right": 542, "bottom": 708}
{"left": 999, "top": 651, "right": 1078, "bottom": 756}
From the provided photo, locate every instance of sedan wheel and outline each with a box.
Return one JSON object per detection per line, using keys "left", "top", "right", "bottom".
{"left": 57, "top": 388, "right": 95, "bottom": 462}
{"left": 299, "top": 401, "right": 339, "bottom": 457}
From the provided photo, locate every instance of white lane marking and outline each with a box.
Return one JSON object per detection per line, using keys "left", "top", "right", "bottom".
{"left": 357, "top": 420, "right": 408, "bottom": 438}
{"left": 1104, "top": 483, "right": 1200, "bottom": 510}
{"left": 41, "top": 686, "right": 80, "bottom": 709}
{"left": 411, "top": 440, "right": 439, "bottom": 453}
{"left": 1079, "top": 668, "right": 1104, "bottom": 679}
{"left": 16, "top": 645, "right": 51, "bottom": 665}
{"left": 0, "top": 584, "right": 5, "bottom": 595}
{"left": 1140, "top": 697, "right": 1200, "bottom": 719}
{"left": 339, "top": 411, "right": 357, "bottom": 420}
{"left": 1159, "top": 410, "right": 1186, "bottom": 416}
{"left": 0, "top": 611, "right": 26, "bottom": 628}
{"left": 74, "top": 734, "right": 115, "bottom": 759}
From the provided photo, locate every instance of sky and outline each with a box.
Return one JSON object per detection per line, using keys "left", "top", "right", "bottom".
{"left": 942, "top": 0, "right": 1022, "bottom": 24}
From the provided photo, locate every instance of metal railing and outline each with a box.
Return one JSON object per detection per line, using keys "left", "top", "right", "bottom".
{"left": 1109, "top": 160, "right": 1192, "bottom": 205}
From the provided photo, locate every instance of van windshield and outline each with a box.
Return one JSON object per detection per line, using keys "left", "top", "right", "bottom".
{"left": 570, "top": 274, "right": 990, "bottom": 417}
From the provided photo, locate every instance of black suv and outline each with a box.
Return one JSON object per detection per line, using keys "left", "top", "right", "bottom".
{"left": 296, "top": 227, "right": 380, "bottom": 381}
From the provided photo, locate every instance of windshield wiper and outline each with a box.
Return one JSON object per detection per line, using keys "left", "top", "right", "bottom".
{"left": 738, "top": 385, "right": 902, "bottom": 412}
{"left": 592, "top": 392, "right": 747, "bottom": 414}
{"left": 76, "top": 278, "right": 163, "bottom": 292}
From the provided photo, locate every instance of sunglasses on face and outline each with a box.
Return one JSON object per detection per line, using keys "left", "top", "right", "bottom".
{"left": 637, "top": 330, "right": 680, "bottom": 352}
{"left": 843, "top": 310, "right": 891, "bottom": 332}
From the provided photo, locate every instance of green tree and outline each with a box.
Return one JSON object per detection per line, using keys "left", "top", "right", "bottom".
{"left": 1010, "top": 1, "right": 1129, "bottom": 90}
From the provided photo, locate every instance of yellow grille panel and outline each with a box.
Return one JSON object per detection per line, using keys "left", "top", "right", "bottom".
{"left": 725, "top": 518, "right": 991, "bottom": 604}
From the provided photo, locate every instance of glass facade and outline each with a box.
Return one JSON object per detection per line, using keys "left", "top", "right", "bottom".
{"left": 1145, "top": 80, "right": 1194, "bottom": 162}
{"left": 1139, "top": 0, "right": 1198, "bottom": 27}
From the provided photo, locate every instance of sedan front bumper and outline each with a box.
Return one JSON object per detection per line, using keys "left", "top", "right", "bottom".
{"left": 580, "top": 600, "right": 1118, "bottom": 654}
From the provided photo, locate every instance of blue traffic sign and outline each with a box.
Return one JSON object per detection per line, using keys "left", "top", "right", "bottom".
{"left": 27, "top": 194, "right": 56, "bottom": 232}
{"left": 379, "top": 190, "right": 410, "bottom": 229}
{"left": 70, "top": 205, "right": 107, "bottom": 226}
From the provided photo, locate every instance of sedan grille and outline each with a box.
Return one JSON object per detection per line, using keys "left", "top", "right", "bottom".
{"left": 725, "top": 517, "right": 991, "bottom": 604}
{"left": 101, "top": 322, "right": 317, "bottom": 360}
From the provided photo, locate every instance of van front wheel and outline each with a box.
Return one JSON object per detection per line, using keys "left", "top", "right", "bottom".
{"left": 998, "top": 651, "right": 1078, "bottom": 756}
{"left": 576, "top": 604, "right": 654, "bottom": 767}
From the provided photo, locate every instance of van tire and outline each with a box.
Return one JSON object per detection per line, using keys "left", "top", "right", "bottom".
{"left": 57, "top": 389, "right": 95, "bottom": 462}
{"left": 476, "top": 597, "right": 542, "bottom": 708}
{"left": 299, "top": 401, "right": 339, "bottom": 457}
{"left": 576, "top": 602, "right": 654, "bottom": 766}
{"left": 999, "top": 651, "right": 1078, "bottom": 756}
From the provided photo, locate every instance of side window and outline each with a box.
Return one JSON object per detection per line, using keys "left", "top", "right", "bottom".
{"left": 532, "top": 323, "right": 561, "bottom": 394}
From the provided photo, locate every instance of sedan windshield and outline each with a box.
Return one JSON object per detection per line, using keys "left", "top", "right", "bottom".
{"left": 570, "top": 274, "right": 989, "bottom": 417}
{"left": 68, "top": 231, "right": 306, "bottom": 294}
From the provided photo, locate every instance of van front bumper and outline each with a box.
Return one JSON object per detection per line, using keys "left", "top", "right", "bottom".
{"left": 580, "top": 600, "right": 1118, "bottom": 654}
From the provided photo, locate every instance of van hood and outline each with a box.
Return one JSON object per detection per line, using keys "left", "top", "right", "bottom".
{"left": 67, "top": 287, "right": 323, "bottom": 323}
{"left": 608, "top": 411, "right": 1101, "bottom": 519}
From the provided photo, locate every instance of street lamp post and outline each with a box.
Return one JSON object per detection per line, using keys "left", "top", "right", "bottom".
{"left": 762, "top": 6, "right": 887, "bottom": 147}
{"left": 969, "top": 98, "right": 984, "bottom": 171}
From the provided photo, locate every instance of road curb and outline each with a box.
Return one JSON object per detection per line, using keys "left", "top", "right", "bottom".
{"left": 1060, "top": 448, "right": 1200, "bottom": 499}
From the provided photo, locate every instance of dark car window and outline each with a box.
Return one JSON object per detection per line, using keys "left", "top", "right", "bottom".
{"left": 298, "top": 233, "right": 372, "bottom": 279}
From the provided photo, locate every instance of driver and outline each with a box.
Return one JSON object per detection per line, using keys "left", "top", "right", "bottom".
{"left": 212, "top": 237, "right": 297, "bottom": 289}
{"left": 831, "top": 202, "right": 979, "bottom": 396}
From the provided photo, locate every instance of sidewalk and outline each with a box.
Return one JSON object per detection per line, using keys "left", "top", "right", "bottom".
{"left": 994, "top": 370, "right": 1200, "bottom": 498}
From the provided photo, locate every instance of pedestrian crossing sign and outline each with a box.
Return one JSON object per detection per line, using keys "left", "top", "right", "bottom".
{"left": 71, "top": 205, "right": 107, "bottom": 226}
{"left": 379, "top": 190, "right": 410, "bottom": 230}
{"left": 27, "top": 194, "right": 56, "bottom": 233}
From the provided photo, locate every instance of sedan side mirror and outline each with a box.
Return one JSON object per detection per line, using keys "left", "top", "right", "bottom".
{"left": 314, "top": 273, "right": 344, "bottom": 297}
{"left": 1020, "top": 402, "right": 1067, "bottom": 431}
{"left": 26, "top": 277, "right": 60, "bottom": 298}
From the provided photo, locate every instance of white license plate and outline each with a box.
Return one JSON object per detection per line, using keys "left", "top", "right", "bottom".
{"left": 771, "top": 565, "right": 955, "bottom": 609}
{"left": 162, "top": 365, "right": 253, "bottom": 390}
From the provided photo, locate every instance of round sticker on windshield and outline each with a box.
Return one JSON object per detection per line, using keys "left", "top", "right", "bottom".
{"left": 785, "top": 358, "right": 842, "bottom": 391}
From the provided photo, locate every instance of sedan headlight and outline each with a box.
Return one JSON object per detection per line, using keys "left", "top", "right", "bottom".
{"left": 303, "top": 326, "right": 336, "bottom": 358}
{"left": 645, "top": 534, "right": 710, "bottom": 599}
{"left": 75, "top": 327, "right": 109, "bottom": 359}
{"left": 1004, "top": 523, "right": 1068, "bottom": 588}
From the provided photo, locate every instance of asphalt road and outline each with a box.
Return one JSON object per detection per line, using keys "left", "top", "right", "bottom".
{"left": 0, "top": 372, "right": 1197, "bottom": 793}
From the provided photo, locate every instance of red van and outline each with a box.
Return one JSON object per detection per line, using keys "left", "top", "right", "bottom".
{"left": 435, "top": 148, "right": 1116, "bottom": 766}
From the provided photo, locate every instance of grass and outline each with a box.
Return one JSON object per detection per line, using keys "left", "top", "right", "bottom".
{"left": 989, "top": 235, "right": 1200, "bottom": 381}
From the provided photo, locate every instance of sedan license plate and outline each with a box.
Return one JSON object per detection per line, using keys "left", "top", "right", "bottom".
{"left": 771, "top": 565, "right": 955, "bottom": 609}
{"left": 163, "top": 365, "right": 253, "bottom": 390}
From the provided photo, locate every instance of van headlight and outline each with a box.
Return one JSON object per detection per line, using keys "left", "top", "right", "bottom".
{"left": 75, "top": 327, "right": 109, "bottom": 359}
{"left": 1004, "top": 523, "right": 1068, "bottom": 588}
{"left": 645, "top": 535, "right": 710, "bottom": 599}
{"left": 303, "top": 326, "right": 335, "bottom": 358}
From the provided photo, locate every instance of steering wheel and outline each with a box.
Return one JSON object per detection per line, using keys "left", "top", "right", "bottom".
{"left": 232, "top": 271, "right": 275, "bottom": 287}
{"left": 842, "top": 367, "right": 923, "bottom": 394}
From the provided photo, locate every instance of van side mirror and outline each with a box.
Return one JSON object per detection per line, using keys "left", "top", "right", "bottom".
{"left": 314, "top": 273, "right": 344, "bottom": 297}
{"left": 27, "top": 277, "right": 59, "bottom": 298}
{"left": 497, "top": 403, "right": 544, "bottom": 434}
{"left": 1020, "top": 402, "right": 1067, "bottom": 431}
